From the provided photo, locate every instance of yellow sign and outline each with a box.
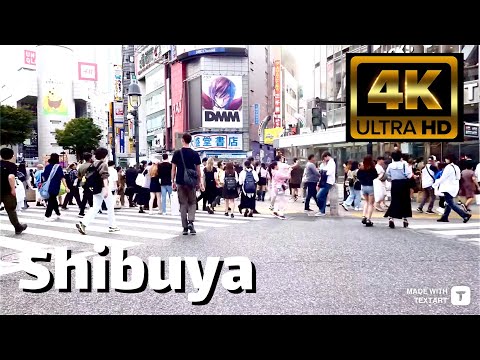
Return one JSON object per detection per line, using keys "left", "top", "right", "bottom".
{"left": 346, "top": 54, "right": 463, "bottom": 142}
{"left": 264, "top": 127, "right": 284, "bottom": 145}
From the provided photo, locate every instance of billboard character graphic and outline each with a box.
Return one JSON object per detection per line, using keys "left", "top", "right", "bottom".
{"left": 43, "top": 84, "right": 68, "bottom": 115}
{"left": 202, "top": 76, "right": 242, "bottom": 111}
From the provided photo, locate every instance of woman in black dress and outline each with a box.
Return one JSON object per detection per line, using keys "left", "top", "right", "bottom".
{"left": 202, "top": 158, "right": 218, "bottom": 214}
{"left": 384, "top": 151, "right": 413, "bottom": 228}
{"left": 148, "top": 162, "right": 161, "bottom": 215}
{"left": 222, "top": 162, "right": 239, "bottom": 218}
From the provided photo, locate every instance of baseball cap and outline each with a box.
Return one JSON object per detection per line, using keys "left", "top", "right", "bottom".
{"left": 428, "top": 155, "right": 436, "bottom": 161}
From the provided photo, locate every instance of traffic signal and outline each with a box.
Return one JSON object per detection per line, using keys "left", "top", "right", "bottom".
{"left": 312, "top": 107, "right": 322, "bottom": 126}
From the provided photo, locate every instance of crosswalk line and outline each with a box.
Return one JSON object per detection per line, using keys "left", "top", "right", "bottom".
{"left": 115, "top": 210, "right": 267, "bottom": 221}
{"left": 0, "top": 216, "right": 179, "bottom": 240}
{"left": 8, "top": 211, "right": 218, "bottom": 230}
{"left": 0, "top": 260, "right": 22, "bottom": 276}
{"left": 431, "top": 229, "right": 480, "bottom": 236}
{"left": 26, "top": 206, "right": 268, "bottom": 222}
{"left": 0, "top": 220, "right": 140, "bottom": 248}
{"left": 95, "top": 211, "right": 258, "bottom": 225}
{"left": 409, "top": 222, "right": 480, "bottom": 230}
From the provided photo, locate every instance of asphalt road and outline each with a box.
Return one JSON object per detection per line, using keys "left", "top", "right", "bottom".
{"left": 1, "top": 205, "right": 478, "bottom": 315}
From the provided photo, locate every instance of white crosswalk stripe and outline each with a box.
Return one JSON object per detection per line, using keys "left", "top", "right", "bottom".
{"left": 408, "top": 221, "right": 480, "bottom": 246}
{"left": 0, "top": 205, "right": 267, "bottom": 277}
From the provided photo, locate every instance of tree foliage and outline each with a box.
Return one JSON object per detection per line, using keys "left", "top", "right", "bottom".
{"left": 0, "top": 105, "right": 34, "bottom": 146}
{"left": 55, "top": 117, "right": 102, "bottom": 160}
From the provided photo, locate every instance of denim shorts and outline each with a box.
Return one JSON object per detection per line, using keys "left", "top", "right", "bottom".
{"left": 361, "top": 185, "right": 374, "bottom": 196}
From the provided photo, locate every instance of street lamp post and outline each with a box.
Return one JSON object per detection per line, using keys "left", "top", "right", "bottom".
{"left": 128, "top": 81, "right": 142, "bottom": 165}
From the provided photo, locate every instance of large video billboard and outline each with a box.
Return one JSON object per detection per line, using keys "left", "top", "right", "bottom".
{"left": 202, "top": 75, "right": 243, "bottom": 129}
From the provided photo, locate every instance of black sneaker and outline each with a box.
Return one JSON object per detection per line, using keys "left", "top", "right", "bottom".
{"left": 253, "top": 209, "right": 260, "bottom": 214}
{"left": 361, "top": 217, "right": 367, "bottom": 224}
{"left": 187, "top": 222, "right": 196, "bottom": 235}
{"left": 76, "top": 222, "right": 86, "bottom": 235}
{"left": 78, "top": 213, "right": 85, "bottom": 218}
{"left": 225, "top": 212, "right": 229, "bottom": 216}
{"left": 231, "top": 213, "right": 234, "bottom": 219}
{"left": 365, "top": 219, "right": 373, "bottom": 227}
{"left": 403, "top": 219, "right": 409, "bottom": 228}
{"left": 244, "top": 210, "right": 248, "bottom": 217}
{"left": 416, "top": 208, "right": 423, "bottom": 213}
{"left": 463, "top": 214, "right": 472, "bottom": 223}
{"left": 425, "top": 210, "right": 435, "bottom": 214}
{"left": 15, "top": 224, "right": 28, "bottom": 235}
{"left": 182, "top": 228, "right": 189, "bottom": 235}
{"left": 388, "top": 220, "right": 395, "bottom": 229}
{"left": 437, "top": 218, "right": 449, "bottom": 222}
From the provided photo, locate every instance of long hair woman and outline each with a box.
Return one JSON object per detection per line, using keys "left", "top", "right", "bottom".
{"left": 202, "top": 157, "right": 218, "bottom": 214}
{"left": 384, "top": 151, "right": 413, "bottom": 228}
{"left": 357, "top": 156, "right": 378, "bottom": 226}
{"left": 222, "top": 162, "right": 239, "bottom": 218}
{"left": 342, "top": 161, "right": 361, "bottom": 211}
{"left": 148, "top": 162, "right": 161, "bottom": 215}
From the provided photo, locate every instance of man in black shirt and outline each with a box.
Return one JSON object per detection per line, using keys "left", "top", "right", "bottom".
{"left": 0, "top": 148, "right": 27, "bottom": 234}
{"left": 171, "top": 133, "right": 204, "bottom": 235}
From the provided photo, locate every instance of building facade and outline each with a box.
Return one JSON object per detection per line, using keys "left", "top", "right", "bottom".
{"left": 276, "top": 44, "right": 479, "bottom": 174}
{"left": 130, "top": 45, "right": 280, "bottom": 162}
{"left": 1, "top": 45, "right": 121, "bottom": 165}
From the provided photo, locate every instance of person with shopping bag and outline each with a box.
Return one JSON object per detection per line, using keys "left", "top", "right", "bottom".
{"left": 41, "top": 153, "right": 70, "bottom": 222}
{"left": 0, "top": 148, "right": 28, "bottom": 234}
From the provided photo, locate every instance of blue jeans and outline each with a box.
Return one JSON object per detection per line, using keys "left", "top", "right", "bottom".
{"left": 161, "top": 185, "right": 173, "bottom": 213}
{"left": 441, "top": 192, "right": 468, "bottom": 220}
{"left": 345, "top": 189, "right": 361, "bottom": 208}
{"left": 316, "top": 183, "right": 332, "bottom": 214}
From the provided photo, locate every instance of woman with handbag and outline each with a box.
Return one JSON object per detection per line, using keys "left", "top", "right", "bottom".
{"left": 42, "top": 153, "right": 70, "bottom": 221}
{"left": 341, "top": 161, "right": 362, "bottom": 211}
{"left": 203, "top": 158, "right": 218, "bottom": 214}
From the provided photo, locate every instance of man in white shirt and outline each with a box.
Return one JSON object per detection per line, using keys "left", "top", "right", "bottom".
{"left": 315, "top": 151, "right": 336, "bottom": 216}
{"left": 417, "top": 155, "right": 438, "bottom": 214}
{"left": 434, "top": 155, "right": 471, "bottom": 223}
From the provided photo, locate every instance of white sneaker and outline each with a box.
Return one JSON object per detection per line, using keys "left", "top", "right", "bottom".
{"left": 436, "top": 207, "right": 444, "bottom": 214}
{"left": 108, "top": 226, "right": 120, "bottom": 232}
{"left": 149, "top": 211, "right": 154, "bottom": 215}
{"left": 354, "top": 207, "right": 362, "bottom": 211}
{"left": 162, "top": 212, "right": 167, "bottom": 216}
{"left": 314, "top": 212, "right": 326, "bottom": 217}
{"left": 45, "top": 217, "right": 56, "bottom": 222}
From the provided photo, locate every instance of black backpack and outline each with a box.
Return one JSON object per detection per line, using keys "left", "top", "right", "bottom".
{"left": 224, "top": 174, "right": 237, "bottom": 191}
{"left": 83, "top": 163, "right": 103, "bottom": 194}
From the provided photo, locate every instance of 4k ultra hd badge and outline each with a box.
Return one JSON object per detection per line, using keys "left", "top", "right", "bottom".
{"left": 346, "top": 54, "right": 463, "bottom": 142}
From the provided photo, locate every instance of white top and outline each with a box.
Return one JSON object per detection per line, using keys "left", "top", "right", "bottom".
{"left": 375, "top": 164, "right": 385, "bottom": 180}
{"left": 421, "top": 164, "right": 436, "bottom": 188}
{"left": 238, "top": 168, "right": 259, "bottom": 187}
{"left": 323, "top": 158, "right": 336, "bottom": 185}
{"left": 434, "top": 163, "right": 461, "bottom": 197}
{"left": 108, "top": 167, "right": 118, "bottom": 192}
{"left": 386, "top": 160, "right": 412, "bottom": 181}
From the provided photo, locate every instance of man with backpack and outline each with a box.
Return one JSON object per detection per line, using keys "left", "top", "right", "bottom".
{"left": 77, "top": 152, "right": 94, "bottom": 218}
{"left": 0, "top": 148, "right": 27, "bottom": 234}
{"left": 417, "top": 155, "right": 438, "bottom": 214}
{"left": 238, "top": 160, "right": 259, "bottom": 217}
{"left": 61, "top": 163, "right": 81, "bottom": 211}
{"left": 76, "top": 147, "right": 120, "bottom": 235}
